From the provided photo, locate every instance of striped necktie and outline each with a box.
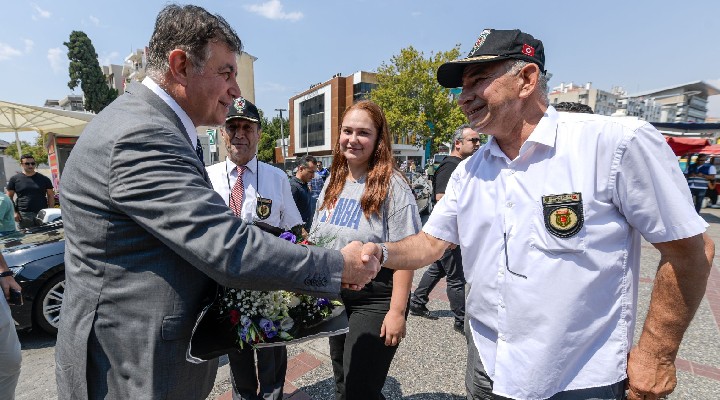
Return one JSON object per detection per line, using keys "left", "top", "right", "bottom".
{"left": 230, "top": 166, "right": 247, "bottom": 216}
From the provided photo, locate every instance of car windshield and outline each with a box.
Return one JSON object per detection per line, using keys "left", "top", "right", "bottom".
{"left": 0, "top": 222, "right": 64, "bottom": 252}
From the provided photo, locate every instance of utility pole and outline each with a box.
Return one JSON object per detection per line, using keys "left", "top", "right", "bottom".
{"left": 304, "top": 111, "right": 323, "bottom": 156}
{"left": 275, "top": 108, "right": 287, "bottom": 171}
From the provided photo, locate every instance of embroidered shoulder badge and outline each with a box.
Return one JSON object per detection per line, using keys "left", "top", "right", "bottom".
{"left": 541, "top": 192, "right": 584, "bottom": 238}
{"left": 256, "top": 197, "right": 272, "bottom": 220}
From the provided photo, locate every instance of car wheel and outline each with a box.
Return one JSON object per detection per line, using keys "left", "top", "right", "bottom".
{"left": 33, "top": 273, "right": 64, "bottom": 335}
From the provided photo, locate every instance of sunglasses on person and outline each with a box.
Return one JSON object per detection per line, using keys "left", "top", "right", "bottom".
{"left": 23, "top": 162, "right": 36, "bottom": 166}
{"left": 465, "top": 138, "right": 481, "bottom": 144}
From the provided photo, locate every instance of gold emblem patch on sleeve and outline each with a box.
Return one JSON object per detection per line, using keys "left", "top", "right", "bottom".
{"left": 541, "top": 192, "right": 584, "bottom": 238}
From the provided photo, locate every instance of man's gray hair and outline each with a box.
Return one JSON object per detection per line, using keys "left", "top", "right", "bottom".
{"left": 146, "top": 4, "right": 242, "bottom": 78}
{"left": 452, "top": 124, "right": 472, "bottom": 143}
{"left": 507, "top": 59, "right": 549, "bottom": 105}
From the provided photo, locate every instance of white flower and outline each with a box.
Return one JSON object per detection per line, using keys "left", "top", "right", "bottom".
{"left": 288, "top": 295, "right": 301, "bottom": 308}
{"left": 280, "top": 317, "right": 294, "bottom": 331}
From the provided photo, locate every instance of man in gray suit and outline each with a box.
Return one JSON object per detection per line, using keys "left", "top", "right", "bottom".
{"left": 55, "top": 5, "right": 379, "bottom": 400}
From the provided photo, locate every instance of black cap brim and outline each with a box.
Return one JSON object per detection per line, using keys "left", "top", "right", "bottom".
{"left": 437, "top": 55, "right": 510, "bottom": 88}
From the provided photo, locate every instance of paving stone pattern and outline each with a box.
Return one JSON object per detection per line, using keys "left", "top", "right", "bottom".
{"left": 212, "top": 210, "right": 720, "bottom": 399}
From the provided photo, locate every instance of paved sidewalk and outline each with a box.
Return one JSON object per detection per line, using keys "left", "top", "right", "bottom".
{"left": 211, "top": 208, "right": 720, "bottom": 400}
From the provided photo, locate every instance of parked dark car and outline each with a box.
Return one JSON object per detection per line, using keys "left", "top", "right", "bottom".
{"left": 1, "top": 221, "right": 65, "bottom": 334}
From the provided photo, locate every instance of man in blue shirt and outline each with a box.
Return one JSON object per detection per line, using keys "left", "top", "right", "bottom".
{"left": 0, "top": 193, "right": 17, "bottom": 235}
{"left": 687, "top": 154, "right": 716, "bottom": 212}
{"left": 316, "top": 161, "right": 329, "bottom": 181}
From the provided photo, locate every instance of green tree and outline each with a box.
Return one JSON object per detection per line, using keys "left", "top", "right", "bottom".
{"left": 369, "top": 46, "right": 467, "bottom": 153}
{"left": 257, "top": 109, "right": 288, "bottom": 164}
{"left": 65, "top": 31, "right": 118, "bottom": 114}
{"left": 4, "top": 136, "right": 49, "bottom": 164}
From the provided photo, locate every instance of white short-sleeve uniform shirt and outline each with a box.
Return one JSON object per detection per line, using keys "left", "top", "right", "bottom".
{"left": 423, "top": 106, "right": 707, "bottom": 399}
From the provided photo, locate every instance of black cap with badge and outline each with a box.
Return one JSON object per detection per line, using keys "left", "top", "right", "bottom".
{"left": 436, "top": 29, "right": 545, "bottom": 88}
{"left": 226, "top": 96, "right": 260, "bottom": 123}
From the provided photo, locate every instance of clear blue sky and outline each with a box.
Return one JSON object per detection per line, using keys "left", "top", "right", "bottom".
{"left": 2, "top": 0, "right": 719, "bottom": 142}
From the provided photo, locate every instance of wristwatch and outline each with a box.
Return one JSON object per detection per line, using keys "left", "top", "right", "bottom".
{"left": 378, "top": 243, "right": 389, "bottom": 268}
{"left": 0, "top": 271, "right": 14, "bottom": 278}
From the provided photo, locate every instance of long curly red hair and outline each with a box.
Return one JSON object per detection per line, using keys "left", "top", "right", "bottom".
{"left": 320, "top": 100, "right": 395, "bottom": 219}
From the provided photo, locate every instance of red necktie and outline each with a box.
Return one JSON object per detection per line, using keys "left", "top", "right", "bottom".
{"left": 230, "top": 165, "right": 246, "bottom": 216}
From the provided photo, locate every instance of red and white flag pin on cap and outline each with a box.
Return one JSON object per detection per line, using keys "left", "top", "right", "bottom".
{"left": 522, "top": 44, "right": 535, "bottom": 57}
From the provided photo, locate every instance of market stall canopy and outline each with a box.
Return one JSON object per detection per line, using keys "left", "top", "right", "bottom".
{"left": 664, "top": 136, "right": 711, "bottom": 156}
{"left": 0, "top": 99, "right": 94, "bottom": 156}
{"left": 0, "top": 100, "right": 94, "bottom": 136}
{"left": 695, "top": 144, "right": 720, "bottom": 155}
{"left": 654, "top": 122, "right": 720, "bottom": 138}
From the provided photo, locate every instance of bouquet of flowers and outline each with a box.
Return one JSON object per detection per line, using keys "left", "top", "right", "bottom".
{"left": 221, "top": 230, "right": 344, "bottom": 349}
{"left": 218, "top": 288, "right": 342, "bottom": 349}
{"left": 186, "top": 226, "right": 346, "bottom": 362}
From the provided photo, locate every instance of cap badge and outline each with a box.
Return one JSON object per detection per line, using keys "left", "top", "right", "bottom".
{"left": 233, "top": 97, "right": 247, "bottom": 113}
{"left": 469, "top": 29, "right": 492, "bottom": 56}
{"left": 522, "top": 44, "right": 535, "bottom": 57}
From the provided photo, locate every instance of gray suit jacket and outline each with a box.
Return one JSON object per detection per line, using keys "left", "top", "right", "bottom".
{"left": 55, "top": 82, "right": 344, "bottom": 400}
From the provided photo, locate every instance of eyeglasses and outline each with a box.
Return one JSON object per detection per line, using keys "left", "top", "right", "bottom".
{"left": 23, "top": 162, "right": 36, "bottom": 166}
{"left": 465, "top": 138, "right": 481, "bottom": 144}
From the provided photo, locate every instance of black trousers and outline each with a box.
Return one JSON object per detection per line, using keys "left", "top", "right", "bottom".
{"left": 329, "top": 284, "right": 407, "bottom": 400}
{"left": 410, "top": 246, "right": 465, "bottom": 324}
{"left": 229, "top": 346, "right": 287, "bottom": 400}
{"left": 706, "top": 188, "right": 718, "bottom": 205}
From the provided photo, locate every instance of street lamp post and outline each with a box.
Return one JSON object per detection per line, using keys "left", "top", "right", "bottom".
{"left": 304, "top": 111, "right": 323, "bottom": 156}
{"left": 275, "top": 108, "right": 287, "bottom": 171}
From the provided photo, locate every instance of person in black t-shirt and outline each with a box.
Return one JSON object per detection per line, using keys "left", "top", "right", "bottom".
{"left": 409, "top": 124, "right": 481, "bottom": 334}
{"left": 6, "top": 154, "right": 55, "bottom": 229}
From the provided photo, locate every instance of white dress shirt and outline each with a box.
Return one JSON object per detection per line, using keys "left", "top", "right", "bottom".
{"left": 142, "top": 77, "right": 198, "bottom": 149}
{"left": 206, "top": 156, "right": 303, "bottom": 230}
{"left": 423, "top": 106, "right": 707, "bottom": 399}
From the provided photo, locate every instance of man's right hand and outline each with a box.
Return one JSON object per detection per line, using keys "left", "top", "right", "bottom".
{"left": 340, "top": 241, "right": 380, "bottom": 290}
{"left": 14, "top": 211, "right": 20, "bottom": 223}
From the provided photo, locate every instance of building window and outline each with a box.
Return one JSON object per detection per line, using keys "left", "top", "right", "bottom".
{"left": 300, "top": 96, "right": 325, "bottom": 149}
{"left": 353, "top": 82, "right": 378, "bottom": 102}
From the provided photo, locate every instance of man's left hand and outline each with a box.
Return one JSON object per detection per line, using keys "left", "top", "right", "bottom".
{"left": 0, "top": 274, "right": 21, "bottom": 300}
{"left": 626, "top": 346, "right": 676, "bottom": 400}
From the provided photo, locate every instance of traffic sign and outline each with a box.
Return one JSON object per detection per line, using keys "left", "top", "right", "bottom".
{"left": 206, "top": 128, "right": 216, "bottom": 145}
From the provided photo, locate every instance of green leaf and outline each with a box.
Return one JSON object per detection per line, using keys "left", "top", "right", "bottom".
{"left": 369, "top": 45, "right": 465, "bottom": 153}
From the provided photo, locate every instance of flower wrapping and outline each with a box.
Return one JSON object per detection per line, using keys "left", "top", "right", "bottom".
{"left": 218, "top": 288, "right": 342, "bottom": 349}
{"left": 186, "top": 224, "right": 347, "bottom": 363}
